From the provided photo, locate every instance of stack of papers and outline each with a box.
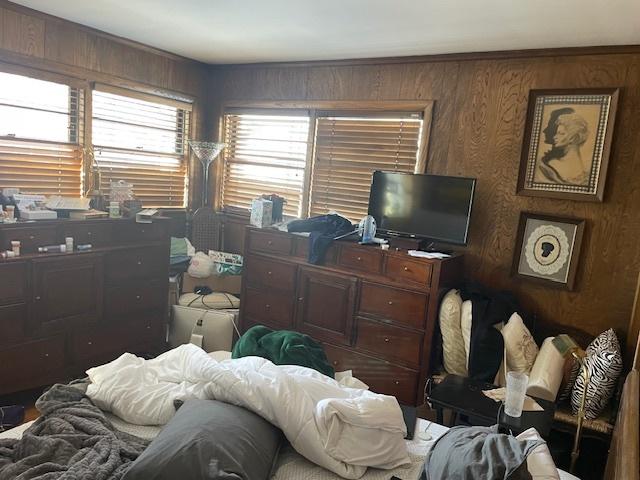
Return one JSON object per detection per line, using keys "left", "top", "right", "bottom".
{"left": 408, "top": 250, "right": 451, "bottom": 259}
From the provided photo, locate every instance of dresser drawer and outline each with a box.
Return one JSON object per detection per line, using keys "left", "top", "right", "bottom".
{"left": 72, "top": 317, "right": 160, "bottom": 361}
{"left": 324, "top": 343, "right": 419, "bottom": 405}
{"left": 0, "top": 262, "right": 28, "bottom": 305}
{"left": 355, "top": 318, "right": 423, "bottom": 367}
{"left": 385, "top": 256, "right": 432, "bottom": 286}
{"left": 0, "top": 336, "right": 66, "bottom": 388}
{"left": 105, "top": 282, "right": 166, "bottom": 317}
{"left": 63, "top": 221, "right": 112, "bottom": 247}
{"left": 113, "top": 221, "right": 166, "bottom": 243}
{"left": 246, "top": 255, "right": 297, "bottom": 292}
{"left": 2, "top": 225, "right": 58, "bottom": 254}
{"left": 293, "top": 236, "right": 338, "bottom": 264}
{"left": 105, "top": 246, "right": 166, "bottom": 283}
{"left": 359, "top": 282, "right": 427, "bottom": 329}
{"left": 0, "top": 303, "right": 26, "bottom": 345}
{"left": 243, "top": 287, "right": 295, "bottom": 329}
{"left": 248, "top": 230, "right": 292, "bottom": 255}
{"left": 338, "top": 247, "right": 382, "bottom": 274}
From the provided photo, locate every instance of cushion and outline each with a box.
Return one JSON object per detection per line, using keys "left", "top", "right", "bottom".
{"left": 460, "top": 300, "right": 473, "bottom": 370}
{"left": 526, "top": 337, "right": 565, "bottom": 402}
{"left": 557, "top": 356, "right": 580, "bottom": 402}
{"left": 571, "top": 328, "right": 623, "bottom": 419}
{"left": 439, "top": 289, "right": 467, "bottom": 376}
{"left": 502, "top": 312, "right": 539, "bottom": 376}
{"left": 178, "top": 292, "right": 240, "bottom": 309}
{"left": 123, "top": 399, "right": 282, "bottom": 480}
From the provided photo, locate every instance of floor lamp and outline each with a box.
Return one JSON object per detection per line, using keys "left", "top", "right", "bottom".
{"left": 552, "top": 334, "right": 590, "bottom": 474}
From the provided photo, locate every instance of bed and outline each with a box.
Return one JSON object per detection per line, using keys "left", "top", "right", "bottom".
{"left": 0, "top": 350, "right": 612, "bottom": 480}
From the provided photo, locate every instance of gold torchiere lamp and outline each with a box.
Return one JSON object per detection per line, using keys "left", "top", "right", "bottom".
{"left": 552, "top": 334, "right": 590, "bottom": 474}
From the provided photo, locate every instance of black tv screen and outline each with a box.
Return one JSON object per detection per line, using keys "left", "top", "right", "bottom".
{"left": 368, "top": 171, "right": 476, "bottom": 245}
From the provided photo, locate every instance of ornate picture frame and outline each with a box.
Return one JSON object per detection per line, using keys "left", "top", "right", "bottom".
{"left": 516, "top": 88, "right": 619, "bottom": 202}
{"left": 512, "top": 212, "right": 585, "bottom": 290}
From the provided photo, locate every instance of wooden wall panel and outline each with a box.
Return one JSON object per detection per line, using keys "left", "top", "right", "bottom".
{"left": 209, "top": 49, "right": 640, "bottom": 340}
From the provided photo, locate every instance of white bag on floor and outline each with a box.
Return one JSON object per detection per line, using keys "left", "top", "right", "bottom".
{"left": 169, "top": 305, "right": 238, "bottom": 352}
{"left": 187, "top": 252, "right": 214, "bottom": 278}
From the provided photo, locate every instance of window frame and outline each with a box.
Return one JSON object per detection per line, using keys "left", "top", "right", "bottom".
{"left": 90, "top": 83, "right": 194, "bottom": 209}
{"left": 217, "top": 100, "right": 433, "bottom": 218}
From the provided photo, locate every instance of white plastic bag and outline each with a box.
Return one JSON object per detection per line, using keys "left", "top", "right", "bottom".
{"left": 187, "top": 251, "right": 214, "bottom": 278}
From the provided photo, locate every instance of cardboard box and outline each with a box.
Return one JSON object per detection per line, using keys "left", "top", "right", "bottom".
{"left": 182, "top": 272, "right": 242, "bottom": 295}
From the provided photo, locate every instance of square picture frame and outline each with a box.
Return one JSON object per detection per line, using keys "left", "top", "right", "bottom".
{"left": 516, "top": 88, "right": 619, "bottom": 202}
{"left": 512, "top": 212, "right": 585, "bottom": 290}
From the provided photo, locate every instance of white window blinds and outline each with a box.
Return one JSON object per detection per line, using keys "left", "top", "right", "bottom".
{"left": 92, "top": 87, "right": 190, "bottom": 208}
{"left": 0, "top": 71, "right": 82, "bottom": 196}
{"left": 309, "top": 114, "right": 422, "bottom": 221}
{"left": 222, "top": 113, "right": 310, "bottom": 217}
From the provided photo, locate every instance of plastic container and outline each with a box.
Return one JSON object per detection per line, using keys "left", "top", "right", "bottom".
{"left": 65, "top": 237, "right": 74, "bottom": 252}
{"left": 504, "top": 371, "right": 529, "bottom": 417}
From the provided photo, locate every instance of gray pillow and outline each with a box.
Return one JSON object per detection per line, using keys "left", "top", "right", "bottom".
{"left": 123, "top": 399, "right": 282, "bottom": 480}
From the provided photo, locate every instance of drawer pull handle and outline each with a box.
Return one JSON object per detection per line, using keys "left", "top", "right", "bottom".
{"left": 87, "top": 231, "right": 92, "bottom": 236}
{"left": 141, "top": 229, "right": 146, "bottom": 234}
{"left": 403, "top": 266, "right": 409, "bottom": 271}
{"left": 333, "top": 361, "right": 338, "bottom": 366}
{"left": 388, "top": 301, "right": 393, "bottom": 305}
{"left": 87, "top": 341, "right": 92, "bottom": 346}
{"left": 44, "top": 353, "right": 49, "bottom": 358}
{"left": 137, "top": 260, "right": 143, "bottom": 265}
{"left": 146, "top": 325, "right": 151, "bottom": 330}
{"left": 356, "top": 256, "right": 362, "bottom": 261}
{"left": 265, "top": 304, "right": 271, "bottom": 309}
{"left": 298, "top": 297, "right": 304, "bottom": 302}
{"left": 384, "top": 337, "right": 390, "bottom": 343}
{"left": 394, "top": 380, "right": 400, "bottom": 385}
{"left": 29, "top": 235, "right": 35, "bottom": 240}
{"left": 136, "top": 295, "right": 141, "bottom": 300}
{"left": 267, "top": 271, "right": 272, "bottom": 276}
{"left": 35, "top": 296, "right": 41, "bottom": 301}
{"left": 267, "top": 240, "right": 273, "bottom": 246}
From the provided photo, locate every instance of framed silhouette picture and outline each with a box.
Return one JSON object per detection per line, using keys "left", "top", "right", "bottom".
{"left": 517, "top": 88, "right": 619, "bottom": 202}
{"left": 512, "top": 212, "right": 585, "bottom": 290}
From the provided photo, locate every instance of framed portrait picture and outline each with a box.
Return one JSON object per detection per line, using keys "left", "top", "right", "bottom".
{"left": 517, "top": 88, "right": 619, "bottom": 202}
{"left": 512, "top": 212, "right": 585, "bottom": 290}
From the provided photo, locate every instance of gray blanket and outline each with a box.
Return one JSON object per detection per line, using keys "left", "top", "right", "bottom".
{"left": 0, "top": 383, "right": 148, "bottom": 480}
{"left": 425, "top": 425, "right": 542, "bottom": 480}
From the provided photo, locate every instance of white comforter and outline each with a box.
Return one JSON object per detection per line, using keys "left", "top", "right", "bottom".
{"left": 85, "top": 344, "right": 410, "bottom": 479}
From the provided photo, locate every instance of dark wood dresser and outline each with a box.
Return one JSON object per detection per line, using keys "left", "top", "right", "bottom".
{"left": 0, "top": 218, "right": 170, "bottom": 395}
{"left": 239, "top": 227, "right": 464, "bottom": 405}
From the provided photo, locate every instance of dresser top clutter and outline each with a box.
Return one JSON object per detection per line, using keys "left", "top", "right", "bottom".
{"left": 239, "top": 225, "right": 464, "bottom": 405}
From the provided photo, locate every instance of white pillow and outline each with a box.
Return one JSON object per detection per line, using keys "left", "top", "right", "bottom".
{"left": 526, "top": 337, "right": 565, "bottom": 402}
{"left": 502, "top": 312, "right": 539, "bottom": 376}
{"left": 516, "top": 428, "right": 560, "bottom": 479}
{"left": 439, "top": 290, "right": 467, "bottom": 376}
{"left": 460, "top": 300, "right": 473, "bottom": 370}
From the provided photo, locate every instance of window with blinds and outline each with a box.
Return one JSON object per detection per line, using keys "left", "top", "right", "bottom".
{"left": 309, "top": 114, "right": 422, "bottom": 221}
{"left": 0, "top": 71, "right": 82, "bottom": 196}
{"left": 222, "top": 113, "right": 310, "bottom": 217}
{"left": 92, "top": 87, "right": 190, "bottom": 208}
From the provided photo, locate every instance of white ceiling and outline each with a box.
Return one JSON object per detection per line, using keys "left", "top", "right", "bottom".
{"left": 11, "top": 0, "right": 640, "bottom": 64}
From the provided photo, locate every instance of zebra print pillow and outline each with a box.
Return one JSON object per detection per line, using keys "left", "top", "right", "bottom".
{"left": 571, "top": 328, "right": 623, "bottom": 419}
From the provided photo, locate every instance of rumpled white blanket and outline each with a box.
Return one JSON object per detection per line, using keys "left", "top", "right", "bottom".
{"left": 85, "top": 344, "right": 410, "bottom": 479}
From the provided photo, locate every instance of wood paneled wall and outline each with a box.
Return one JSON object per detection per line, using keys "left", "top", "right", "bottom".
{"left": 0, "top": 0, "right": 210, "bottom": 206}
{"left": 209, "top": 49, "right": 640, "bottom": 339}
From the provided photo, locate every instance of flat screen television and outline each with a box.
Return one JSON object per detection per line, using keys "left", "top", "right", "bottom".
{"left": 368, "top": 171, "right": 476, "bottom": 245}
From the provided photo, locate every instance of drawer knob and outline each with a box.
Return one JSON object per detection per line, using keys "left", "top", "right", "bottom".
{"left": 403, "top": 266, "right": 409, "bottom": 271}
{"left": 388, "top": 301, "right": 394, "bottom": 305}
{"left": 394, "top": 380, "right": 400, "bottom": 385}
{"left": 298, "top": 297, "right": 304, "bottom": 302}
{"left": 35, "top": 296, "right": 41, "bottom": 301}
{"left": 87, "top": 341, "right": 92, "bottom": 346}
{"left": 384, "top": 337, "right": 390, "bottom": 343}
{"left": 146, "top": 325, "right": 151, "bottom": 330}
{"left": 357, "top": 256, "right": 362, "bottom": 261}
{"left": 137, "top": 260, "right": 143, "bottom": 265}
{"left": 136, "top": 295, "right": 141, "bottom": 300}
{"left": 29, "top": 235, "right": 35, "bottom": 240}
{"left": 87, "top": 231, "right": 92, "bottom": 236}
{"left": 333, "top": 361, "right": 338, "bottom": 366}
{"left": 267, "top": 271, "right": 272, "bottom": 276}
{"left": 141, "top": 229, "right": 146, "bottom": 234}
{"left": 267, "top": 240, "right": 273, "bottom": 245}
{"left": 265, "top": 304, "right": 271, "bottom": 309}
{"left": 44, "top": 353, "right": 49, "bottom": 358}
